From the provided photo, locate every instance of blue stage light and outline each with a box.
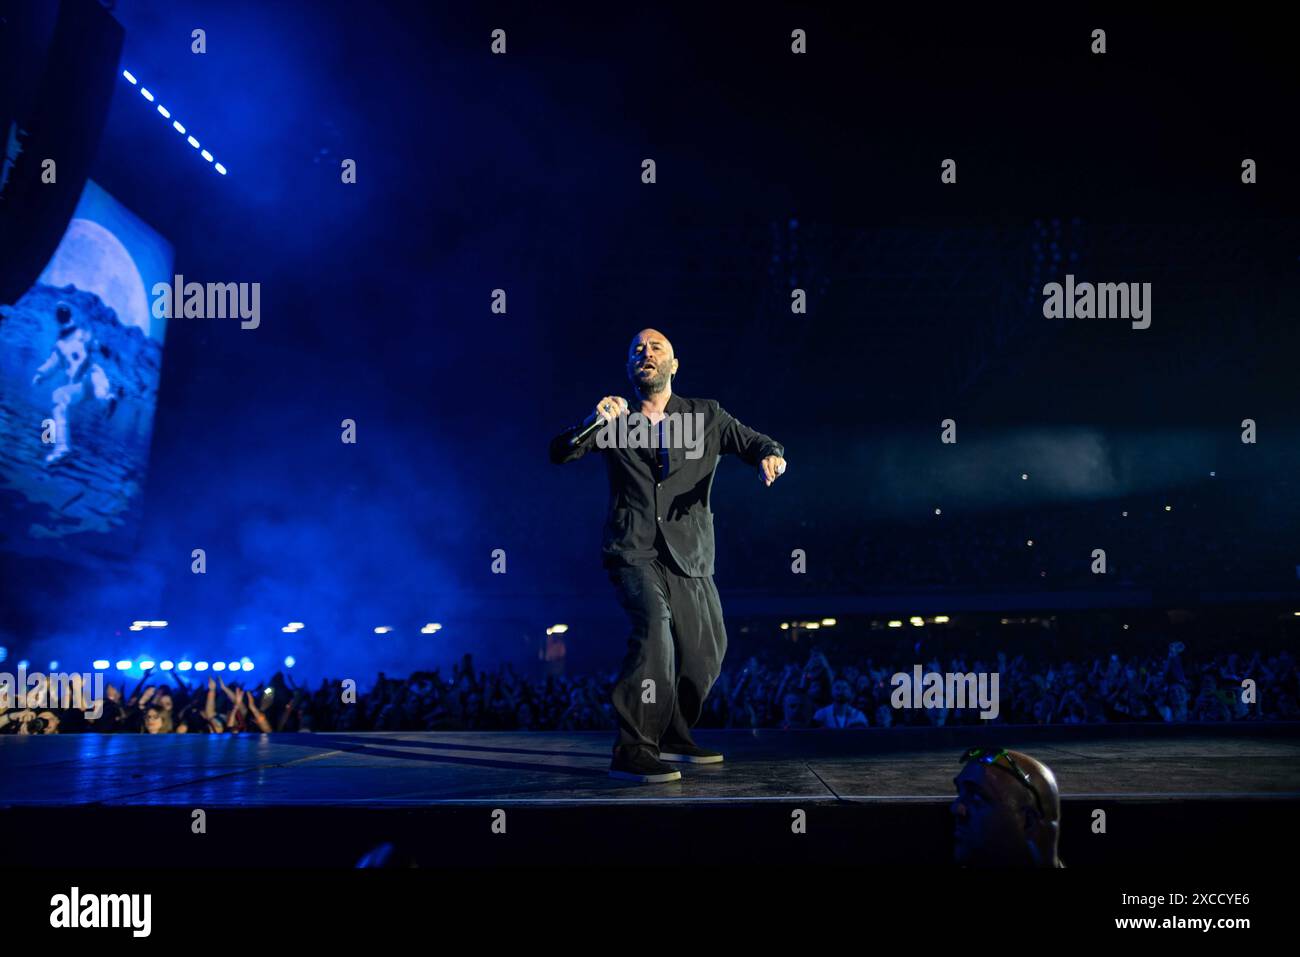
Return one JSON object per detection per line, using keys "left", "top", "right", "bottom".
{"left": 49, "top": 660, "right": 59, "bottom": 671}
{"left": 228, "top": 662, "right": 242, "bottom": 672}
{"left": 122, "top": 69, "right": 226, "bottom": 176}
{"left": 284, "top": 656, "right": 296, "bottom": 668}
{"left": 140, "top": 660, "right": 156, "bottom": 670}
{"left": 160, "top": 660, "right": 175, "bottom": 671}
{"left": 178, "top": 661, "right": 193, "bottom": 672}
{"left": 201, "top": 150, "right": 213, "bottom": 162}
{"left": 116, "top": 660, "right": 132, "bottom": 671}
{"left": 93, "top": 660, "right": 110, "bottom": 670}
{"left": 212, "top": 662, "right": 226, "bottom": 672}
{"left": 195, "top": 661, "right": 209, "bottom": 671}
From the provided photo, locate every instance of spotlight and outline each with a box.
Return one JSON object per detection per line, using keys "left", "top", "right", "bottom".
{"left": 49, "top": 660, "right": 59, "bottom": 671}
{"left": 178, "top": 661, "right": 193, "bottom": 671}
{"left": 550, "top": 624, "right": 569, "bottom": 634}
{"left": 172, "top": 120, "right": 186, "bottom": 134}
{"left": 93, "top": 660, "right": 110, "bottom": 670}
{"left": 820, "top": 618, "right": 837, "bottom": 626}
{"left": 140, "top": 88, "right": 154, "bottom": 102}
{"left": 228, "top": 662, "right": 242, "bottom": 672}
{"left": 156, "top": 104, "right": 171, "bottom": 119}
{"left": 284, "top": 656, "right": 296, "bottom": 668}
{"left": 116, "top": 660, "right": 132, "bottom": 671}
{"left": 195, "top": 661, "right": 209, "bottom": 671}
{"left": 139, "top": 660, "right": 155, "bottom": 670}
{"left": 934, "top": 615, "right": 950, "bottom": 623}
{"left": 160, "top": 660, "right": 174, "bottom": 671}
{"left": 374, "top": 626, "right": 391, "bottom": 635}
{"left": 888, "top": 620, "right": 903, "bottom": 628}
{"left": 186, "top": 135, "right": 200, "bottom": 149}
{"left": 212, "top": 662, "right": 226, "bottom": 672}
{"left": 122, "top": 70, "right": 137, "bottom": 84}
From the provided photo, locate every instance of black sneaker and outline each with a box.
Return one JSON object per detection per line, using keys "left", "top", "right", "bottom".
{"left": 609, "top": 747, "right": 682, "bottom": 783}
{"left": 658, "top": 742, "right": 724, "bottom": 764}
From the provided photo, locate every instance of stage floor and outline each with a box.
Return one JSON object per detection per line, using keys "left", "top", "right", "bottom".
{"left": 3, "top": 726, "right": 1297, "bottom": 866}
{"left": 2, "top": 726, "right": 1297, "bottom": 807}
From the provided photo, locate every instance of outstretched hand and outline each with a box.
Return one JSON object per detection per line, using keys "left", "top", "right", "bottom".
{"left": 759, "top": 455, "right": 787, "bottom": 486}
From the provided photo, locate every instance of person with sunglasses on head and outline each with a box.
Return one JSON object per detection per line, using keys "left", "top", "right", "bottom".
{"left": 951, "top": 747, "right": 1064, "bottom": 868}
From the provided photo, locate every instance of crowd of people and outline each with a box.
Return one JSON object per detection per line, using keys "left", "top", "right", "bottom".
{"left": 3, "top": 637, "right": 1294, "bottom": 734}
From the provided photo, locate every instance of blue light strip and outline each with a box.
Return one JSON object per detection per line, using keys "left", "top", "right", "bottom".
{"left": 122, "top": 69, "right": 228, "bottom": 176}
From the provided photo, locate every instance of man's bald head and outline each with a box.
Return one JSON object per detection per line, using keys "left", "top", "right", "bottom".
{"left": 630, "top": 328, "right": 672, "bottom": 353}
{"left": 627, "top": 328, "right": 679, "bottom": 396}
{"left": 951, "top": 748, "right": 1062, "bottom": 868}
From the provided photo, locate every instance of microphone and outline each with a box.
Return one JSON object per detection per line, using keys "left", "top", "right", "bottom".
{"left": 569, "top": 398, "right": 627, "bottom": 447}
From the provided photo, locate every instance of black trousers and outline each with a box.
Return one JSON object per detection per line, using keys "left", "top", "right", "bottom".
{"left": 607, "top": 552, "right": 728, "bottom": 756}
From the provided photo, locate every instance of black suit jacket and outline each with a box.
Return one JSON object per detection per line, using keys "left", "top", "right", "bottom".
{"left": 550, "top": 393, "right": 783, "bottom": 577}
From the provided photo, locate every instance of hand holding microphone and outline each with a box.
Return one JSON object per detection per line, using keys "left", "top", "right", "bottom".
{"left": 589, "top": 395, "right": 629, "bottom": 425}
{"left": 570, "top": 395, "right": 629, "bottom": 446}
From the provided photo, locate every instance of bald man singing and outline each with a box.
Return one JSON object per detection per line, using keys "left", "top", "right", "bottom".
{"left": 550, "top": 329, "right": 787, "bottom": 783}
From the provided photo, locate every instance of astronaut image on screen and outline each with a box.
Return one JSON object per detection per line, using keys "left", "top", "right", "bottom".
{"left": 0, "top": 180, "right": 169, "bottom": 553}
{"left": 30, "top": 301, "right": 121, "bottom": 464}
